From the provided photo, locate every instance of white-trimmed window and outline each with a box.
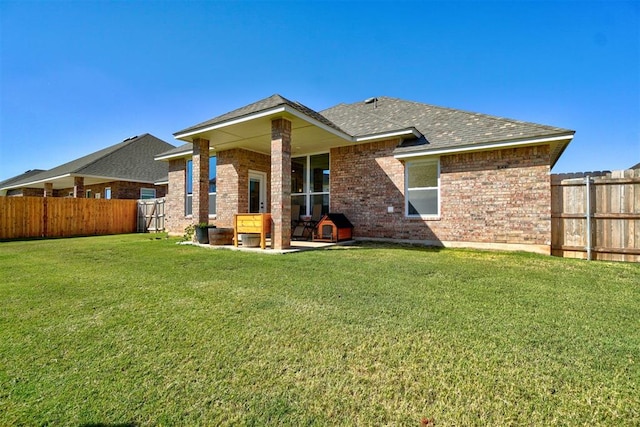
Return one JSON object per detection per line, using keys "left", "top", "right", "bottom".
{"left": 140, "top": 188, "right": 156, "bottom": 200}
{"left": 105, "top": 187, "right": 112, "bottom": 199}
{"left": 291, "top": 153, "right": 329, "bottom": 218}
{"left": 186, "top": 156, "right": 216, "bottom": 216}
{"left": 405, "top": 158, "right": 440, "bottom": 218}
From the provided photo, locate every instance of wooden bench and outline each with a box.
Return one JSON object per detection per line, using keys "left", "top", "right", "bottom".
{"left": 234, "top": 213, "right": 272, "bottom": 249}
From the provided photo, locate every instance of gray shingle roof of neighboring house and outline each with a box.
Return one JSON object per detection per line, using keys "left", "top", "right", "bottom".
{"left": 0, "top": 169, "right": 46, "bottom": 188}
{"left": 2, "top": 133, "right": 175, "bottom": 189}
{"left": 157, "top": 94, "right": 574, "bottom": 161}
{"left": 175, "top": 94, "right": 345, "bottom": 136}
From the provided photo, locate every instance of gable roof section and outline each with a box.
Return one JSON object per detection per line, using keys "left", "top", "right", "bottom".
{"left": 174, "top": 94, "right": 346, "bottom": 138}
{"left": 2, "top": 134, "right": 175, "bottom": 190}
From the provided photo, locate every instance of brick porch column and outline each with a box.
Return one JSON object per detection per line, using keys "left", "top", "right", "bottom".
{"left": 44, "top": 182, "right": 53, "bottom": 197}
{"left": 73, "top": 177, "right": 84, "bottom": 198}
{"left": 192, "top": 137, "right": 210, "bottom": 225}
{"left": 271, "top": 118, "right": 292, "bottom": 249}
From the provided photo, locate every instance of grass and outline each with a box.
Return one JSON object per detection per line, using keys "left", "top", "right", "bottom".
{"left": 0, "top": 234, "right": 638, "bottom": 426}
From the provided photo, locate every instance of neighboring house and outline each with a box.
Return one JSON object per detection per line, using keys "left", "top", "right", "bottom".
{"left": 156, "top": 94, "right": 575, "bottom": 254}
{"left": 1, "top": 134, "right": 174, "bottom": 199}
{"left": 0, "top": 169, "right": 46, "bottom": 190}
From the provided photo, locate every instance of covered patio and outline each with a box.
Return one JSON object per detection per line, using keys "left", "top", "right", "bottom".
{"left": 170, "top": 95, "right": 355, "bottom": 250}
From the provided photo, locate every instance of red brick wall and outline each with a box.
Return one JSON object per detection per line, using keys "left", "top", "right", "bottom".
{"left": 163, "top": 150, "right": 271, "bottom": 234}
{"left": 163, "top": 141, "right": 552, "bottom": 249}
{"left": 165, "top": 158, "right": 191, "bottom": 234}
{"left": 216, "top": 149, "right": 270, "bottom": 228}
{"left": 56, "top": 182, "right": 167, "bottom": 199}
{"left": 331, "top": 140, "right": 552, "bottom": 248}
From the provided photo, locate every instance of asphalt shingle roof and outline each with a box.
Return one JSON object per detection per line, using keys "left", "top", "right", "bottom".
{"left": 4, "top": 134, "right": 175, "bottom": 188}
{"left": 158, "top": 94, "right": 574, "bottom": 159}
{"left": 175, "top": 94, "right": 345, "bottom": 136}
{"left": 321, "top": 96, "right": 574, "bottom": 153}
{"left": 0, "top": 169, "right": 46, "bottom": 188}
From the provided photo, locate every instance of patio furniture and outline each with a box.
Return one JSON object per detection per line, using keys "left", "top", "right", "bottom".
{"left": 234, "top": 213, "right": 272, "bottom": 249}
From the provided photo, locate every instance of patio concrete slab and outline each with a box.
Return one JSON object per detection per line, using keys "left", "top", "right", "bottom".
{"left": 182, "top": 239, "right": 356, "bottom": 254}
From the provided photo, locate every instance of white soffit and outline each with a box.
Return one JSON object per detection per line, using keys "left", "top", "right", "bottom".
{"left": 393, "top": 135, "right": 574, "bottom": 159}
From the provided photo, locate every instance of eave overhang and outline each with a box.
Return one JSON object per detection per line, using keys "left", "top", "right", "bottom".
{"left": 0, "top": 173, "right": 157, "bottom": 191}
{"left": 158, "top": 106, "right": 423, "bottom": 162}
{"left": 393, "top": 133, "right": 575, "bottom": 168}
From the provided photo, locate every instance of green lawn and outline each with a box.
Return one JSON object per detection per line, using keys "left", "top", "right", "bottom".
{"left": 0, "top": 234, "right": 638, "bottom": 426}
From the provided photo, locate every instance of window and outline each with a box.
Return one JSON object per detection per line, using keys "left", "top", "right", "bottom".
{"left": 105, "top": 187, "right": 112, "bottom": 199}
{"left": 406, "top": 159, "right": 439, "bottom": 218}
{"left": 209, "top": 157, "right": 216, "bottom": 216}
{"left": 291, "top": 153, "right": 329, "bottom": 218}
{"left": 186, "top": 160, "right": 193, "bottom": 216}
{"left": 85, "top": 189, "right": 92, "bottom": 198}
{"left": 186, "top": 156, "right": 216, "bottom": 216}
{"left": 140, "top": 188, "right": 156, "bottom": 200}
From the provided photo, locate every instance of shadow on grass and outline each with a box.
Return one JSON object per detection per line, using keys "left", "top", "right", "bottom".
{"left": 328, "top": 240, "right": 444, "bottom": 253}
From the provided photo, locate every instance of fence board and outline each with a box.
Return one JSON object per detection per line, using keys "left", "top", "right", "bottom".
{"left": 551, "top": 169, "right": 640, "bottom": 262}
{"left": 0, "top": 197, "right": 137, "bottom": 240}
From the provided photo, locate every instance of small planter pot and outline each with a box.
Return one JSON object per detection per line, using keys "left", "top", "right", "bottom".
{"left": 195, "top": 226, "right": 215, "bottom": 244}
{"left": 239, "top": 233, "right": 261, "bottom": 248}
{"left": 209, "top": 227, "right": 233, "bottom": 245}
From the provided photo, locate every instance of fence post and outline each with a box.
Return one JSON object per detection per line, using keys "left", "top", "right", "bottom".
{"left": 585, "top": 175, "right": 592, "bottom": 261}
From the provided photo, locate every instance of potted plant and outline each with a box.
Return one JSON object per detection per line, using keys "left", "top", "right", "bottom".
{"left": 194, "top": 223, "right": 215, "bottom": 244}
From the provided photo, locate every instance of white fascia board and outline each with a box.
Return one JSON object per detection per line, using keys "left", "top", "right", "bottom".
{"left": 174, "top": 105, "right": 354, "bottom": 143}
{"left": 354, "top": 128, "right": 422, "bottom": 143}
{"left": 393, "top": 134, "right": 574, "bottom": 159}
{"left": 155, "top": 148, "right": 195, "bottom": 161}
{"left": 1, "top": 173, "right": 72, "bottom": 190}
{"left": 174, "top": 106, "right": 289, "bottom": 140}
{"left": 80, "top": 174, "right": 156, "bottom": 184}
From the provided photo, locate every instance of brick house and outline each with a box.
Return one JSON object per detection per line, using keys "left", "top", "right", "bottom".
{"left": 0, "top": 134, "right": 174, "bottom": 199}
{"left": 156, "top": 95, "right": 574, "bottom": 254}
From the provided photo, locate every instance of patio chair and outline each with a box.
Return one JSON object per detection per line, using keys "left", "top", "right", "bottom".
{"left": 291, "top": 204, "right": 301, "bottom": 228}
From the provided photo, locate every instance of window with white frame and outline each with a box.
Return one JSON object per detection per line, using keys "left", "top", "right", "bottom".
{"left": 406, "top": 158, "right": 440, "bottom": 218}
{"left": 186, "top": 156, "right": 216, "bottom": 216}
{"left": 291, "top": 153, "right": 329, "bottom": 219}
{"left": 105, "top": 187, "right": 112, "bottom": 199}
{"left": 140, "top": 188, "right": 156, "bottom": 200}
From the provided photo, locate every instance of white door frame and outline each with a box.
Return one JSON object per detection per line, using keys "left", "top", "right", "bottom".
{"left": 248, "top": 170, "right": 267, "bottom": 213}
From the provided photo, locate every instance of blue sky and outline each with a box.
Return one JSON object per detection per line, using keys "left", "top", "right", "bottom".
{"left": 1, "top": 0, "right": 638, "bottom": 181}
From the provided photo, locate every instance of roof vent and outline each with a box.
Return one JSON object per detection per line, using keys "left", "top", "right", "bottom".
{"left": 122, "top": 135, "right": 138, "bottom": 142}
{"left": 364, "top": 97, "right": 378, "bottom": 108}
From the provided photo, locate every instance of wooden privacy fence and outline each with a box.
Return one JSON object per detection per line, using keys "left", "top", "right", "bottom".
{"left": 137, "top": 198, "right": 165, "bottom": 233}
{"left": 0, "top": 197, "right": 138, "bottom": 240}
{"left": 551, "top": 169, "right": 640, "bottom": 262}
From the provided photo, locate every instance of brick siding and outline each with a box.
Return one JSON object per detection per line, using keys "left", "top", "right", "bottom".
{"left": 215, "top": 149, "right": 271, "bottom": 228}
{"left": 55, "top": 182, "right": 166, "bottom": 199}
{"left": 164, "top": 140, "right": 552, "bottom": 249}
{"left": 331, "top": 140, "right": 551, "bottom": 247}
{"left": 164, "top": 149, "right": 271, "bottom": 234}
{"left": 165, "top": 158, "right": 191, "bottom": 234}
